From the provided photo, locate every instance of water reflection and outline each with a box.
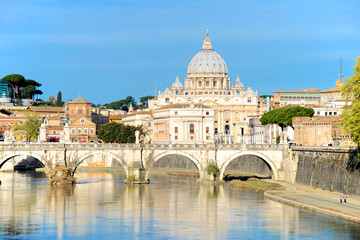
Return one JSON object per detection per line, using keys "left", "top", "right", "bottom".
{"left": 0, "top": 171, "right": 360, "bottom": 239}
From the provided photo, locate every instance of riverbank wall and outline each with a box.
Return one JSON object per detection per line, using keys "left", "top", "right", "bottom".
{"left": 292, "top": 147, "right": 359, "bottom": 195}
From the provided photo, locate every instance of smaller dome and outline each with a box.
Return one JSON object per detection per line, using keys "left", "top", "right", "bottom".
{"left": 232, "top": 76, "right": 244, "bottom": 89}
{"left": 171, "top": 76, "right": 184, "bottom": 89}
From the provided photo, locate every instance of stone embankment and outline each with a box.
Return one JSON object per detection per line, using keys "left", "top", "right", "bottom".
{"left": 264, "top": 181, "right": 360, "bottom": 224}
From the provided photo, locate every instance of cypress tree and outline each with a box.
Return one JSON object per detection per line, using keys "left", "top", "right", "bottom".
{"left": 56, "top": 91, "right": 62, "bottom": 107}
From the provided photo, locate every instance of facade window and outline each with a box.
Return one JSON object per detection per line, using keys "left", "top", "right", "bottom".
{"left": 166, "top": 98, "right": 169, "bottom": 103}
{"left": 78, "top": 128, "right": 81, "bottom": 134}
{"left": 206, "top": 111, "right": 209, "bottom": 115}
{"left": 71, "top": 128, "right": 75, "bottom": 134}
{"left": 325, "top": 112, "right": 328, "bottom": 116}
{"left": 71, "top": 109, "right": 74, "bottom": 114}
{"left": 248, "top": 98, "right": 252, "bottom": 103}
{"left": 199, "top": 82, "right": 202, "bottom": 87}
{"left": 214, "top": 113, "right": 217, "bottom": 118}
{"left": 225, "top": 112, "right": 229, "bottom": 119}
{"left": 215, "top": 128, "right": 218, "bottom": 134}
{"left": 87, "top": 109, "right": 89, "bottom": 115}
{"left": 90, "top": 128, "right": 94, "bottom": 134}
{"left": 206, "top": 82, "right": 209, "bottom": 86}
{"left": 84, "top": 128, "right": 88, "bottom": 134}
{"left": 206, "top": 127, "right": 209, "bottom": 133}
{"left": 329, "top": 112, "right": 332, "bottom": 115}
{"left": 78, "top": 108, "right": 83, "bottom": 115}
{"left": 206, "top": 136, "right": 209, "bottom": 140}
{"left": 190, "top": 136, "right": 194, "bottom": 140}
{"left": 175, "top": 127, "right": 178, "bottom": 133}
{"left": 190, "top": 124, "right": 194, "bottom": 133}
{"left": 175, "top": 136, "right": 178, "bottom": 140}
{"left": 317, "top": 111, "right": 320, "bottom": 115}
{"left": 334, "top": 112, "right": 337, "bottom": 115}
{"left": 174, "top": 111, "right": 178, "bottom": 115}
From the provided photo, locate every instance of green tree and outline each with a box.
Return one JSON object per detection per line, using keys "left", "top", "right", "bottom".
{"left": 24, "top": 114, "right": 41, "bottom": 142}
{"left": 340, "top": 57, "right": 360, "bottom": 146}
{"left": 56, "top": 91, "right": 62, "bottom": 107}
{"left": 140, "top": 95, "right": 155, "bottom": 108}
{"left": 260, "top": 106, "right": 314, "bottom": 130}
{"left": 12, "top": 114, "right": 41, "bottom": 142}
{"left": 97, "top": 122, "right": 142, "bottom": 143}
{"left": 1, "top": 74, "right": 25, "bottom": 98}
{"left": 103, "top": 96, "right": 138, "bottom": 111}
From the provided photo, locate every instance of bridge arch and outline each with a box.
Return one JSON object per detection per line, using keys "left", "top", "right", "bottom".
{"left": 150, "top": 151, "right": 205, "bottom": 178}
{"left": 220, "top": 151, "right": 279, "bottom": 180}
{"left": 72, "top": 152, "right": 129, "bottom": 173}
{"left": 0, "top": 153, "right": 46, "bottom": 170}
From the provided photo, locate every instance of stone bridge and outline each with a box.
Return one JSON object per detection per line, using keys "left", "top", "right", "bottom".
{"left": 0, "top": 143, "right": 294, "bottom": 181}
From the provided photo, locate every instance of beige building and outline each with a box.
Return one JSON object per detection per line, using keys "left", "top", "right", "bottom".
{"left": 152, "top": 103, "right": 214, "bottom": 144}
{"left": 293, "top": 116, "right": 354, "bottom": 147}
{"left": 149, "top": 33, "right": 261, "bottom": 144}
{"left": 67, "top": 95, "right": 96, "bottom": 143}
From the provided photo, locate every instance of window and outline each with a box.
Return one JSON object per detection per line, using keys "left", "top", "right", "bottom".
{"left": 317, "top": 111, "right": 320, "bottom": 115}
{"left": 199, "top": 82, "right": 202, "bottom": 87}
{"left": 190, "top": 136, "right": 194, "bottom": 140}
{"left": 71, "top": 109, "right": 74, "bottom": 114}
{"left": 175, "top": 136, "right": 178, "bottom": 140}
{"left": 166, "top": 98, "right": 169, "bottom": 103}
{"left": 78, "top": 108, "right": 83, "bottom": 114}
{"left": 175, "top": 127, "right": 178, "bottom": 133}
{"left": 248, "top": 98, "right": 252, "bottom": 103}
{"left": 71, "top": 128, "right": 75, "bottom": 134}
{"left": 215, "top": 128, "right": 218, "bottom": 134}
{"left": 174, "top": 111, "right": 178, "bottom": 115}
{"left": 78, "top": 128, "right": 82, "bottom": 134}
{"left": 80, "top": 119, "right": 85, "bottom": 124}
{"left": 206, "top": 111, "right": 209, "bottom": 115}
{"left": 334, "top": 112, "right": 337, "bottom": 115}
{"left": 206, "top": 136, "right": 209, "bottom": 140}
{"left": 206, "top": 82, "right": 209, "bottom": 87}
{"left": 225, "top": 112, "right": 229, "bottom": 119}
{"left": 190, "top": 124, "right": 194, "bottom": 133}
{"left": 84, "top": 128, "right": 88, "bottom": 134}
{"left": 329, "top": 112, "right": 332, "bottom": 115}
{"left": 206, "top": 127, "right": 209, "bottom": 133}
{"left": 214, "top": 113, "right": 217, "bottom": 118}
{"left": 90, "top": 128, "right": 94, "bottom": 134}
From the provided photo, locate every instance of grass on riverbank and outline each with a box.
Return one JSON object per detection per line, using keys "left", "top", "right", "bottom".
{"left": 229, "top": 179, "right": 283, "bottom": 192}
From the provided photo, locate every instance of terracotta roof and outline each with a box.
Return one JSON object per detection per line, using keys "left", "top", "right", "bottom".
{"left": 321, "top": 86, "right": 341, "bottom": 93}
{"left": 111, "top": 114, "right": 126, "bottom": 120}
{"left": 69, "top": 95, "right": 91, "bottom": 104}
{"left": 47, "top": 125, "right": 64, "bottom": 130}
{"left": 275, "top": 88, "right": 321, "bottom": 93}
{"left": 30, "top": 107, "right": 64, "bottom": 113}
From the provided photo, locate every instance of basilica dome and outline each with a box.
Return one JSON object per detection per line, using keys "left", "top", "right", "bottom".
{"left": 187, "top": 34, "right": 228, "bottom": 75}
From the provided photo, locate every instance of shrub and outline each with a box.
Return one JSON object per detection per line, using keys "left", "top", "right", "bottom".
{"left": 207, "top": 164, "right": 219, "bottom": 176}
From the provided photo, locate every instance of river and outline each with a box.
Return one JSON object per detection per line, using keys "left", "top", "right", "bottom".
{"left": 0, "top": 171, "right": 359, "bottom": 239}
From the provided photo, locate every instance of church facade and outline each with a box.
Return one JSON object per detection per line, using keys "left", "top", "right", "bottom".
{"left": 148, "top": 33, "right": 261, "bottom": 144}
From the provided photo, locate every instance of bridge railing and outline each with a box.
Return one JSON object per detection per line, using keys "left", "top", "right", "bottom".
{"left": 0, "top": 142, "right": 290, "bottom": 151}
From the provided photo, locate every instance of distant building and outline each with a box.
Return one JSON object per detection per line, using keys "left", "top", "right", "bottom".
{"left": 148, "top": 33, "right": 261, "bottom": 144}
{"left": 273, "top": 88, "right": 321, "bottom": 107}
{"left": 152, "top": 103, "right": 214, "bottom": 144}
{"left": 293, "top": 116, "right": 354, "bottom": 147}
{"left": 67, "top": 95, "right": 97, "bottom": 143}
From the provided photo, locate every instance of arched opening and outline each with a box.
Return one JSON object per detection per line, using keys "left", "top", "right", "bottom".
{"left": 149, "top": 154, "right": 200, "bottom": 178}
{"left": 0, "top": 155, "right": 45, "bottom": 172}
{"left": 222, "top": 154, "right": 273, "bottom": 181}
{"left": 73, "top": 153, "right": 127, "bottom": 179}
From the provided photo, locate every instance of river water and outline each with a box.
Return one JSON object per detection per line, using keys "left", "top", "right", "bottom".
{"left": 0, "top": 171, "right": 359, "bottom": 239}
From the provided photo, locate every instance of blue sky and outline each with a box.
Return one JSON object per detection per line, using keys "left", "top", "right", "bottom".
{"left": 1, "top": 0, "right": 359, "bottom": 104}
